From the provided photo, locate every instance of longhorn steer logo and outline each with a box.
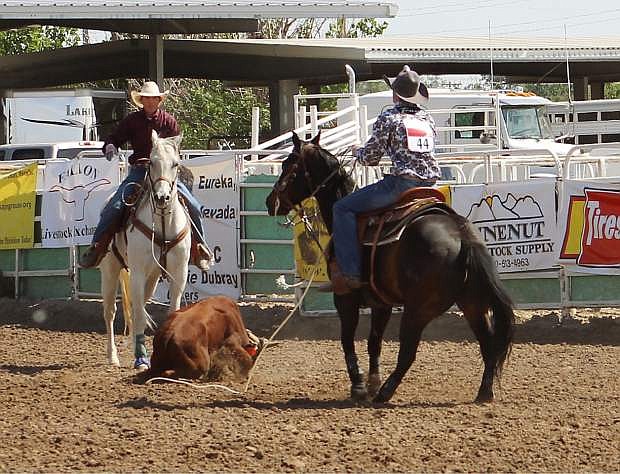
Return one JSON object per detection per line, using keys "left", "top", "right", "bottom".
{"left": 49, "top": 178, "right": 111, "bottom": 221}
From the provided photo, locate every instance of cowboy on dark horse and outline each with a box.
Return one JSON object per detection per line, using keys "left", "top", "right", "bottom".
{"left": 326, "top": 65, "right": 440, "bottom": 294}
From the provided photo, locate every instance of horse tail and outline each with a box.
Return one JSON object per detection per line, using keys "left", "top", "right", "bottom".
{"left": 119, "top": 268, "right": 133, "bottom": 336}
{"left": 458, "top": 215, "right": 515, "bottom": 380}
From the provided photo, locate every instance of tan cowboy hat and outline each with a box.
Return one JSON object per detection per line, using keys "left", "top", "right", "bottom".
{"left": 130, "top": 81, "right": 169, "bottom": 108}
{"left": 383, "top": 65, "right": 429, "bottom": 106}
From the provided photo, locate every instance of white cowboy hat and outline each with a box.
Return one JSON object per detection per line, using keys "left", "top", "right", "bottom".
{"left": 383, "top": 65, "right": 429, "bottom": 106}
{"left": 130, "top": 81, "right": 169, "bottom": 108}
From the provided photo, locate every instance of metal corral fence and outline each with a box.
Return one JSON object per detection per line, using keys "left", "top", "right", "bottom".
{"left": 5, "top": 90, "right": 620, "bottom": 316}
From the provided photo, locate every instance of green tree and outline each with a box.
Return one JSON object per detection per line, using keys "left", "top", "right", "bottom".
{"left": 604, "top": 82, "right": 620, "bottom": 99}
{"left": 0, "top": 26, "right": 80, "bottom": 54}
{"left": 164, "top": 79, "right": 270, "bottom": 150}
{"left": 163, "top": 17, "right": 388, "bottom": 147}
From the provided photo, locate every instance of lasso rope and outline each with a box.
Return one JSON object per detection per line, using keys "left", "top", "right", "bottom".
{"left": 143, "top": 269, "right": 318, "bottom": 396}
{"left": 243, "top": 267, "right": 318, "bottom": 393}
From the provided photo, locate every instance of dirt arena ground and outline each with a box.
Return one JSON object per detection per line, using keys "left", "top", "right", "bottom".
{"left": 0, "top": 297, "right": 618, "bottom": 473}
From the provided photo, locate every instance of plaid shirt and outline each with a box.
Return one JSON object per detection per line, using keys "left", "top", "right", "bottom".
{"left": 356, "top": 103, "right": 441, "bottom": 181}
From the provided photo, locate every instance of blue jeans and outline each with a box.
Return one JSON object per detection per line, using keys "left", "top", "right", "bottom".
{"left": 332, "top": 174, "right": 435, "bottom": 279}
{"left": 92, "top": 165, "right": 206, "bottom": 245}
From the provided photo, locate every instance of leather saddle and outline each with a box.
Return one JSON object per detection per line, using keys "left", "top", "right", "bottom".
{"left": 354, "top": 187, "right": 455, "bottom": 306}
{"left": 357, "top": 187, "right": 452, "bottom": 247}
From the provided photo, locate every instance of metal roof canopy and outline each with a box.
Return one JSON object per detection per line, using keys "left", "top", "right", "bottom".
{"left": 4, "top": 36, "right": 620, "bottom": 88}
{"left": 0, "top": 1, "right": 398, "bottom": 34}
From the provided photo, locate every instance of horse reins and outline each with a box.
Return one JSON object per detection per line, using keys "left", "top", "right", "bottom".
{"left": 128, "top": 157, "right": 190, "bottom": 277}
{"left": 277, "top": 147, "right": 358, "bottom": 259}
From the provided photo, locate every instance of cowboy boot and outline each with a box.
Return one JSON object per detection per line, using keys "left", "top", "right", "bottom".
{"left": 191, "top": 241, "right": 212, "bottom": 271}
{"left": 79, "top": 237, "right": 111, "bottom": 268}
{"left": 318, "top": 260, "right": 363, "bottom": 295}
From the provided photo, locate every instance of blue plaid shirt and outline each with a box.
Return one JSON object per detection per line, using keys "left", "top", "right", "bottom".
{"left": 356, "top": 103, "right": 441, "bottom": 181}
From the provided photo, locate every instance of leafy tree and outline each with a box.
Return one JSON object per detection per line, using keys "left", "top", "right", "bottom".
{"left": 604, "top": 82, "right": 620, "bottom": 99}
{"left": 0, "top": 26, "right": 80, "bottom": 54}
{"left": 164, "top": 79, "right": 270, "bottom": 150}
{"left": 162, "top": 17, "right": 389, "bottom": 148}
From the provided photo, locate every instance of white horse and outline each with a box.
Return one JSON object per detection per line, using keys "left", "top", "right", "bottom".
{"left": 99, "top": 131, "right": 204, "bottom": 370}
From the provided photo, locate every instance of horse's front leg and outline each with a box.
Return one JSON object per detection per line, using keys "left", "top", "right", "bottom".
{"left": 167, "top": 256, "right": 189, "bottom": 311}
{"left": 334, "top": 293, "right": 365, "bottom": 400}
{"left": 100, "top": 254, "right": 121, "bottom": 366}
{"left": 367, "top": 306, "right": 392, "bottom": 397}
{"left": 129, "top": 273, "right": 150, "bottom": 370}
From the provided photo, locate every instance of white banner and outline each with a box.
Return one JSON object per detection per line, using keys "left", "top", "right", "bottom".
{"left": 41, "top": 157, "right": 120, "bottom": 248}
{"left": 154, "top": 154, "right": 241, "bottom": 302}
{"left": 451, "top": 180, "right": 558, "bottom": 273}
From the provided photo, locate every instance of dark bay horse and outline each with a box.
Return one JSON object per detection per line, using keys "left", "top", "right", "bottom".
{"left": 266, "top": 132, "right": 515, "bottom": 404}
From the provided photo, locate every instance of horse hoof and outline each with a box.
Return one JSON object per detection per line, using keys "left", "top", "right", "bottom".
{"left": 350, "top": 384, "right": 368, "bottom": 400}
{"left": 474, "top": 393, "right": 494, "bottom": 404}
{"left": 134, "top": 357, "right": 150, "bottom": 371}
{"left": 367, "top": 374, "right": 382, "bottom": 397}
{"left": 372, "top": 388, "right": 393, "bottom": 404}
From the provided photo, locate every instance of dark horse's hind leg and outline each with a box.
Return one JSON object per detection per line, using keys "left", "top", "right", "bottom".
{"left": 334, "top": 293, "right": 366, "bottom": 400}
{"left": 461, "top": 304, "right": 499, "bottom": 403}
{"left": 373, "top": 307, "right": 433, "bottom": 403}
{"left": 367, "top": 306, "right": 392, "bottom": 397}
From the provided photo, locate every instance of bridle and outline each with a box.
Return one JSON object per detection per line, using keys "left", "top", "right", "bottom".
{"left": 272, "top": 146, "right": 356, "bottom": 257}
{"left": 273, "top": 148, "right": 349, "bottom": 211}
{"left": 144, "top": 156, "right": 180, "bottom": 214}
{"left": 127, "top": 153, "right": 189, "bottom": 276}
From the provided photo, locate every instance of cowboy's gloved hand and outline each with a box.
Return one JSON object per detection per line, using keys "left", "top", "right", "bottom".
{"left": 351, "top": 145, "right": 361, "bottom": 156}
{"left": 104, "top": 144, "right": 117, "bottom": 161}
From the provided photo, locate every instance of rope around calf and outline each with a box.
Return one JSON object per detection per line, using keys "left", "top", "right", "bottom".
{"left": 143, "top": 268, "right": 318, "bottom": 395}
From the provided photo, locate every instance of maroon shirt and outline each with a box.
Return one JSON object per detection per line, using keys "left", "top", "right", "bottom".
{"left": 103, "top": 108, "right": 180, "bottom": 165}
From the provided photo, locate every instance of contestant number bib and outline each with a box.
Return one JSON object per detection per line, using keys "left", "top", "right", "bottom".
{"left": 404, "top": 116, "right": 434, "bottom": 153}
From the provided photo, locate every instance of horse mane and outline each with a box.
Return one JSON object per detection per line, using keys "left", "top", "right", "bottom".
{"left": 315, "top": 146, "right": 355, "bottom": 198}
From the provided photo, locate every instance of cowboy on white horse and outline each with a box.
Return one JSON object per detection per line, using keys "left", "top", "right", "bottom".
{"left": 79, "top": 81, "right": 211, "bottom": 270}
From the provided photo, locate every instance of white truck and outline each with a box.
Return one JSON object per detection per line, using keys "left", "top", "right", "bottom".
{"left": 1, "top": 88, "right": 127, "bottom": 145}
{"left": 340, "top": 88, "right": 575, "bottom": 157}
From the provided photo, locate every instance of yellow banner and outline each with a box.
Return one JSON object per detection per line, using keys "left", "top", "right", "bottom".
{"left": 0, "top": 164, "right": 37, "bottom": 249}
{"left": 293, "top": 197, "right": 330, "bottom": 282}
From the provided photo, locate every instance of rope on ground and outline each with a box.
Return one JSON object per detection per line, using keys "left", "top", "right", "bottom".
{"left": 145, "top": 377, "right": 243, "bottom": 395}
{"left": 243, "top": 268, "right": 319, "bottom": 393}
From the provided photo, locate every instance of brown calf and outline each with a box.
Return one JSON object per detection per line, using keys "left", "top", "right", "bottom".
{"left": 141, "top": 296, "right": 258, "bottom": 381}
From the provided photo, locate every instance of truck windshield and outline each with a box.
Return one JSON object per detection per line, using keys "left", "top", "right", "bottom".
{"left": 502, "top": 106, "right": 554, "bottom": 140}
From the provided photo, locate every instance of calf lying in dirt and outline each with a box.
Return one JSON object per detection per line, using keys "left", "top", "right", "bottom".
{"left": 138, "top": 296, "right": 262, "bottom": 382}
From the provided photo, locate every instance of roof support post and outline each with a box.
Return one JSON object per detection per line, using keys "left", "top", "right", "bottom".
{"left": 268, "top": 79, "right": 299, "bottom": 136}
{"left": 148, "top": 34, "right": 164, "bottom": 88}
{"left": 574, "top": 76, "right": 589, "bottom": 101}
{"left": 590, "top": 81, "right": 605, "bottom": 100}
{"left": 0, "top": 95, "right": 6, "bottom": 145}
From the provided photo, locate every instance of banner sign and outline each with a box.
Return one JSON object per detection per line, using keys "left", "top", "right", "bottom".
{"left": 155, "top": 154, "right": 241, "bottom": 301}
{"left": 0, "top": 164, "right": 37, "bottom": 249}
{"left": 558, "top": 180, "right": 620, "bottom": 274}
{"left": 293, "top": 198, "right": 330, "bottom": 282}
{"left": 451, "top": 180, "right": 558, "bottom": 273}
{"left": 40, "top": 157, "right": 120, "bottom": 248}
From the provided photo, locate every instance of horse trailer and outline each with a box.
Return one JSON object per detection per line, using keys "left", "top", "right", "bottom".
{"left": 0, "top": 88, "right": 127, "bottom": 145}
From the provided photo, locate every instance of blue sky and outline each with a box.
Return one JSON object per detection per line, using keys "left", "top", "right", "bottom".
{"left": 384, "top": 0, "right": 620, "bottom": 37}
